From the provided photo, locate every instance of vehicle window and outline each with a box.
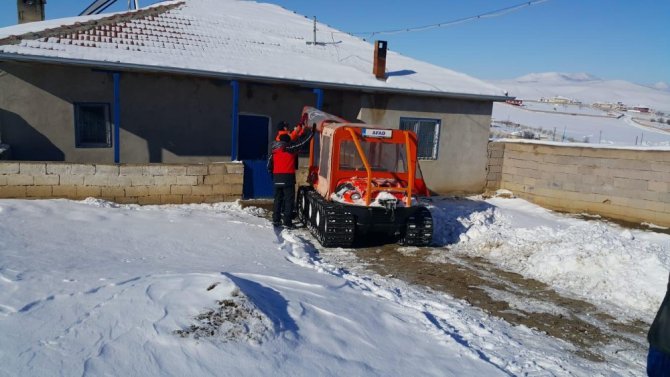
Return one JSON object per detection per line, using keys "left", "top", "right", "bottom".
{"left": 339, "top": 140, "right": 407, "bottom": 173}
{"left": 319, "top": 135, "right": 331, "bottom": 179}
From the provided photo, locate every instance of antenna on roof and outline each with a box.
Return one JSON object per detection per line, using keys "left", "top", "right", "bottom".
{"left": 128, "top": 0, "right": 139, "bottom": 10}
{"left": 306, "top": 16, "right": 326, "bottom": 46}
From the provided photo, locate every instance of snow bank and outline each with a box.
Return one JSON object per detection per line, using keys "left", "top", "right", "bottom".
{"left": 428, "top": 197, "right": 670, "bottom": 321}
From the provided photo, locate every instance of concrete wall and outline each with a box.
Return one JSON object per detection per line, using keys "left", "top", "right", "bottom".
{"left": 0, "top": 61, "right": 233, "bottom": 163}
{"left": 0, "top": 161, "right": 243, "bottom": 204}
{"left": 487, "top": 141, "right": 670, "bottom": 227}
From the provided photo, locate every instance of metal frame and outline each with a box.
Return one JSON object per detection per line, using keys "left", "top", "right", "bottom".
{"left": 237, "top": 112, "right": 272, "bottom": 160}
{"left": 73, "top": 102, "right": 112, "bottom": 148}
{"left": 399, "top": 117, "right": 441, "bottom": 160}
{"left": 230, "top": 80, "right": 239, "bottom": 161}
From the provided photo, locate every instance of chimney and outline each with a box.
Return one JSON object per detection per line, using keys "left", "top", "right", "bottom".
{"left": 17, "top": 0, "right": 46, "bottom": 24}
{"left": 373, "top": 40, "right": 387, "bottom": 80}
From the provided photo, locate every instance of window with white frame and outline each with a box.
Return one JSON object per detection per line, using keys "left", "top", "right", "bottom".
{"left": 74, "top": 103, "right": 111, "bottom": 148}
{"left": 399, "top": 117, "right": 440, "bottom": 160}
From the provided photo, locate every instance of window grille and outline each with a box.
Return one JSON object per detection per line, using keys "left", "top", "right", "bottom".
{"left": 74, "top": 103, "right": 111, "bottom": 148}
{"left": 399, "top": 117, "right": 440, "bottom": 159}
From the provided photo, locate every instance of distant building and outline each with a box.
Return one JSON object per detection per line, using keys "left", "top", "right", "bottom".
{"left": 593, "top": 102, "right": 625, "bottom": 111}
{"left": 505, "top": 99, "right": 523, "bottom": 106}
{"left": 540, "top": 96, "right": 579, "bottom": 105}
{"left": 630, "top": 106, "right": 651, "bottom": 113}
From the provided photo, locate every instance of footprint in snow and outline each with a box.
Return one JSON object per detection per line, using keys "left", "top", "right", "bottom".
{"left": 0, "top": 304, "right": 17, "bottom": 317}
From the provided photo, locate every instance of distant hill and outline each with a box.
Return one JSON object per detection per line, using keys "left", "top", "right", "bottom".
{"left": 490, "top": 72, "right": 670, "bottom": 112}
{"left": 652, "top": 81, "right": 669, "bottom": 91}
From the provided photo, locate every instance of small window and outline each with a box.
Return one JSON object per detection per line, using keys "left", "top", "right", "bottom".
{"left": 318, "top": 134, "right": 331, "bottom": 179}
{"left": 74, "top": 103, "right": 111, "bottom": 148}
{"left": 399, "top": 117, "right": 440, "bottom": 160}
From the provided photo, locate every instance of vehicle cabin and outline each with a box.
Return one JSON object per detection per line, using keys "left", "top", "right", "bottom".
{"left": 313, "top": 123, "right": 429, "bottom": 207}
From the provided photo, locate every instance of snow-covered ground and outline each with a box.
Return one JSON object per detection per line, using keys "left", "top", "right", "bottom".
{"left": 1, "top": 197, "right": 668, "bottom": 376}
{"left": 520, "top": 101, "right": 611, "bottom": 116}
{"left": 428, "top": 196, "right": 670, "bottom": 322}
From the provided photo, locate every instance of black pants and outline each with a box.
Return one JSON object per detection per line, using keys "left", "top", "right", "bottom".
{"left": 272, "top": 183, "right": 294, "bottom": 226}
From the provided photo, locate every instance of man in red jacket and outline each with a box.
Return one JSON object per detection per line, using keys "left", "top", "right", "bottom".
{"left": 267, "top": 123, "right": 315, "bottom": 228}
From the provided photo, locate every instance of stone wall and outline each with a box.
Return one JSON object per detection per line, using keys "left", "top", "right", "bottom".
{"left": 487, "top": 141, "right": 670, "bottom": 227}
{"left": 486, "top": 142, "right": 505, "bottom": 190}
{"left": 0, "top": 161, "right": 243, "bottom": 204}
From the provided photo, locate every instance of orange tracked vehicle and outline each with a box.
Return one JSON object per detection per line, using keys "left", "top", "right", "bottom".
{"left": 296, "top": 106, "right": 433, "bottom": 247}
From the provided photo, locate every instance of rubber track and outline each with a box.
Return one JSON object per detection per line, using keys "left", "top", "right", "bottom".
{"left": 401, "top": 207, "right": 433, "bottom": 246}
{"left": 304, "top": 189, "right": 355, "bottom": 248}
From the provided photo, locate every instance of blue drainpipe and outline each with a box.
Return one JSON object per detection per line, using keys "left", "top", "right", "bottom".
{"left": 313, "top": 88, "right": 323, "bottom": 110}
{"left": 230, "top": 80, "right": 240, "bottom": 161}
{"left": 113, "top": 72, "right": 121, "bottom": 163}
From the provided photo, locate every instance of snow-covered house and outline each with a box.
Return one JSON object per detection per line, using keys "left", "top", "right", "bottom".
{"left": 0, "top": 0, "right": 507, "bottom": 197}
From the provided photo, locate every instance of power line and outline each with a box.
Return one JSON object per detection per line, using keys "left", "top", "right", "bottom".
{"left": 348, "top": 0, "right": 550, "bottom": 38}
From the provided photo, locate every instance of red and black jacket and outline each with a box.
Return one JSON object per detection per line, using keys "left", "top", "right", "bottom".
{"left": 267, "top": 129, "right": 313, "bottom": 185}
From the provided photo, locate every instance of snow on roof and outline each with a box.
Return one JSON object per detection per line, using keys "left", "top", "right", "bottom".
{"left": 0, "top": 0, "right": 506, "bottom": 100}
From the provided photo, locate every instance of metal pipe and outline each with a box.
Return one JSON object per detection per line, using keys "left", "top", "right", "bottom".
{"left": 113, "top": 72, "right": 120, "bottom": 163}
{"left": 346, "top": 127, "right": 372, "bottom": 206}
{"left": 313, "top": 88, "right": 323, "bottom": 110}
{"left": 405, "top": 131, "right": 414, "bottom": 207}
{"left": 230, "top": 80, "right": 239, "bottom": 161}
{"left": 308, "top": 137, "right": 315, "bottom": 169}
{"left": 0, "top": 53, "right": 511, "bottom": 102}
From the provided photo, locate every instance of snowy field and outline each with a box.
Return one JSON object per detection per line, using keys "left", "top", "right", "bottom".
{"left": 491, "top": 73, "right": 670, "bottom": 113}
{"left": 520, "top": 101, "right": 611, "bottom": 117}
{"left": 492, "top": 102, "right": 670, "bottom": 146}
{"left": 1, "top": 197, "right": 669, "bottom": 376}
{"left": 489, "top": 72, "right": 670, "bottom": 145}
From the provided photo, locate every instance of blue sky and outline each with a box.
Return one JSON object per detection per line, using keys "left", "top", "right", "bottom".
{"left": 1, "top": 0, "right": 668, "bottom": 85}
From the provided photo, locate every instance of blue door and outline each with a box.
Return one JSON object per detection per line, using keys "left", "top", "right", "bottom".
{"left": 238, "top": 114, "right": 273, "bottom": 199}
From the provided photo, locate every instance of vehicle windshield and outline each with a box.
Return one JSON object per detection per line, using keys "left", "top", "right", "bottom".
{"left": 339, "top": 140, "right": 407, "bottom": 173}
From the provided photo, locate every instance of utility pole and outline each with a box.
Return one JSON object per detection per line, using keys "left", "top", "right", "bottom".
{"left": 561, "top": 126, "right": 566, "bottom": 142}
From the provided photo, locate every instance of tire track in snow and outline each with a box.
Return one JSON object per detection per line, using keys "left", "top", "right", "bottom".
{"left": 275, "top": 228, "right": 569, "bottom": 376}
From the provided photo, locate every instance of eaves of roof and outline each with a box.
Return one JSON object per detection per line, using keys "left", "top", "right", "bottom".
{"left": 0, "top": 52, "right": 511, "bottom": 102}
